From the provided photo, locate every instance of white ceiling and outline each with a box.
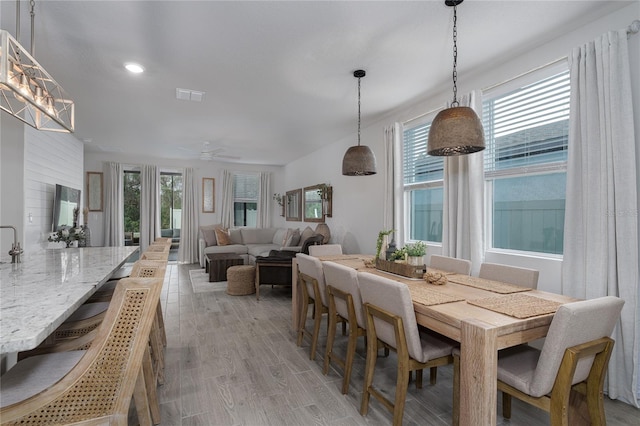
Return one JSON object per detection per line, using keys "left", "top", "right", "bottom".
{"left": 1, "top": 1, "right": 633, "bottom": 165}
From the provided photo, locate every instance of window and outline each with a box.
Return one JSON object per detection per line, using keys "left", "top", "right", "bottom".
{"left": 123, "top": 170, "right": 140, "bottom": 246}
{"left": 233, "top": 173, "right": 258, "bottom": 227}
{"left": 160, "top": 172, "right": 182, "bottom": 233}
{"left": 403, "top": 118, "right": 444, "bottom": 243}
{"left": 483, "top": 67, "right": 569, "bottom": 255}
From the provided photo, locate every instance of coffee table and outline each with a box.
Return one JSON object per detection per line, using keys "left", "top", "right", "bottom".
{"left": 205, "top": 253, "right": 244, "bottom": 282}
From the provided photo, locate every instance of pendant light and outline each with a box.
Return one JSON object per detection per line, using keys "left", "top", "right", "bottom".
{"left": 427, "top": 0, "right": 484, "bottom": 156}
{"left": 0, "top": 0, "right": 75, "bottom": 132}
{"left": 342, "top": 69, "right": 377, "bottom": 176}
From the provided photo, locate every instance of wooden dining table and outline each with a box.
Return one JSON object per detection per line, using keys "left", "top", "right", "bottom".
{"left": 291, "top": 254, "right": 578, "bottom": 426}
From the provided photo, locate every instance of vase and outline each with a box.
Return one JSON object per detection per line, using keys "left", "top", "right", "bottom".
{"left": 407, "top": 255, "right": 423, "bottom": 266}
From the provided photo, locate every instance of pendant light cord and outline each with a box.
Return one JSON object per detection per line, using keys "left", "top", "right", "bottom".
{"left": 357, "top": 75, "right": 362, "bottom": 146}
{"left": 30, "top": 0, "right": 36, "bottom": 55}
{"left": 451, "top": 3, "right": 458, "bottom": 107}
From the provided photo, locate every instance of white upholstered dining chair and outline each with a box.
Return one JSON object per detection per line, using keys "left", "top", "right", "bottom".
{"left": 308, "top": 244, "right": 343, "bottom": 257}
{"left": 358, "top": 271, "right": 456, "bottom": 426}
{"left": 452, "top": 296, "right": 624, "bottom": 426}
{"left": 428, "top": 255, "right": 472, "bottom": 275}
{"left": 322, "top": 261, "right": 366, "bottom": 394}
{"left": 478, "top": 262, "right": 539, "bottom": 289}
{"left": 296, "top": 253, "right": 336, "bottom": 360}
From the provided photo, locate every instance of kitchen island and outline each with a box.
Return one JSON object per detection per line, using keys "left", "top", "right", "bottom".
{"left": 0, "top": 246, "right": 138, "bottom": 355}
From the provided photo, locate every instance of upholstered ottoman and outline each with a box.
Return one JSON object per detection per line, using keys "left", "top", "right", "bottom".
{"left": 226, "top": 265, "right": 256, "bottom": 296}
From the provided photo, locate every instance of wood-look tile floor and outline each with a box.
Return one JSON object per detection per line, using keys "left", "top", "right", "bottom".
{"left": 153, "top": 263, "right": 639, "bottom": 426}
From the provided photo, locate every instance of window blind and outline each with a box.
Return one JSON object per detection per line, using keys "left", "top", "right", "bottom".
{"left": 483, "top": 70, "right": 570, "bottom": 176}
{"left": 403, "top": 121, "right": 443, "bottom": 185}
{"left": 233, "top": 173, "right": 258, "bottom": 202}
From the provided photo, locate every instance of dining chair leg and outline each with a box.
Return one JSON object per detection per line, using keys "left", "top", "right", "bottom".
{"left": 342, "top": 326, "right": 359, "bottom": 394}
{"left": 360, "top": 336, "right": 377, "bottom": 416}
{"left": 502, "top": 391, "right": 512, "bottom": 419}
{"left": 393, "top": 354, "right": 410, "bottom": 426}
{"left": 297, "top": 295, "right": 310, "bottom": 347}
{"left": 323, "top": 308, "right": 338, "bottom": 375}
{"left": 310, "top": 298, "right": 323, "bottom": 360}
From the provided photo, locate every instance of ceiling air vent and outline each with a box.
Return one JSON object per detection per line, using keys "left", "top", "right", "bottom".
{"left": 176, "top": 88, "right": 205, "bottom": 102}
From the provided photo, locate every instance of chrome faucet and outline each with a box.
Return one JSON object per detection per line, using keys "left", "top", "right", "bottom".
{"left": 1, "top": 225, "right": 23, "bottom": 263}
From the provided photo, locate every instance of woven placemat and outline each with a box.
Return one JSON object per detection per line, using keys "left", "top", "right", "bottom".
{"left": 406, "top": 283, "right": 465, "bottom": 306}
{"left": 426, "top": 268, "right": 458, "bottom": 276}
{"left": 333, "top": 258, "right": 372, "bottom": 271}
{"left": 467, "top": 293, "right": 563, "bottom": 319}
{"left": 447, "top": 275, "right": 531, "bottom": 294}
{"left": 318, "top": 255, "right": 365, "bottom": 262}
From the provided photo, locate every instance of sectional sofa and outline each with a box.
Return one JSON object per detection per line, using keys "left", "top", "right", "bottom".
{"left": 198, "top": 224, "right": 325, "bottom": 267}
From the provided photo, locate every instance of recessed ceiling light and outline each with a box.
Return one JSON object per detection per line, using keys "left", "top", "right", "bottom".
{"left": 124, "top": 63, "right": 144, "bottom": 74}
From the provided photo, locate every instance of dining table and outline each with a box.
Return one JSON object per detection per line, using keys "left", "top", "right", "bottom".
{"left": 0, "top": 246, "right": 139, "bottom": 358}
{"left": 291, "top": 254, "right": 578, "bottom": 426}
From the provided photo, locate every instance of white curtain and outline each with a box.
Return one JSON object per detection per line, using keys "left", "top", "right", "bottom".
{"left": 220, "top": 169, "right": 234, "bottom": 228}
{"left": 441, "top": 92, "right": 485, "bottom": 275}
{"left": 383, "top": 123, "right": 404, "bottom": 247}
{"left": 139, "top": 164, "right": 160, "bottom": 252}
{"left": 562, "top": 28, "right": 638, "bottom": 407}
{"left": 179, "top": 167, "right": 199, "bottom": 264}
{"left": 103, "top": 162, "right": 124, "bottom": 246}
{"left": 257, "top": 172, "right": 271, "bottom": 228}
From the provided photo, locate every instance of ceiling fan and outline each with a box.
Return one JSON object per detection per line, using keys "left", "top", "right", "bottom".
{"left": 197, "top": 141, "right": 240, "bottom": 161}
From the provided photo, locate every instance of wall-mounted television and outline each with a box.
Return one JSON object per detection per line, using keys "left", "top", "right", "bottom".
{"left": 52, "top": 184, "right": 81, "bottom": 231}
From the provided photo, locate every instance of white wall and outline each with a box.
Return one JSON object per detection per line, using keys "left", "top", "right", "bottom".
{"left": 83, "top": 152, "right": 284, "bottom": 247}
{"left": 0, "top": 116, "right": 82, "bottom": 256}
{"left": 282, "top": 4, "right": 640, "bottom": 295}
{"left": 0, "top": 115, "right": 25, "bottom": 257}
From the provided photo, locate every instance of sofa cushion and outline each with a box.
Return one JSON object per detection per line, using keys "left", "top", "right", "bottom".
{"left": 215, "top": 228, "right": 232, "bottom": 246}
{"left": 272, "top": 228, "right": 288, "bottom": 245}
{"left": 204, "top": 244, "right": 248, "bottom": 256}
{"left": 246, "top": 243, "right": 281, "bottom": 258}
{"left": 200, "top": 224, "right": 222, "bottom": 246}
{"left": 229, "top": 228, "right": 242, "bottom": 244}
{"left": 241, "top": 227, "right": 278, "bottom": 244}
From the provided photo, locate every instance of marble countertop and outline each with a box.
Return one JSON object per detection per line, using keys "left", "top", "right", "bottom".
{"left": 0, "top": 246, "right": 139, "bottom": 353}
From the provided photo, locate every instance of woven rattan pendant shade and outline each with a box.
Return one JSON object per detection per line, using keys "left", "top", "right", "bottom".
{"left": 342, "top": 145, "right": 377, "bottom": 176}
{"left": 427, "top": 106, "right": 485, "bottom": 156}
{"left": 427, "top": 0, "right": 485, "bottom": 156}
{"left": 342, "top": 69, "right": 377, "bottom": 176}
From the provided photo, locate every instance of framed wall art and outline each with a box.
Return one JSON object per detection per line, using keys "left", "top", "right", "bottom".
{"left": 87, "top": 171, "right": 103, "bottom": 212}
{"left": 202, "top": 177, "right": 215, "bottom": 213}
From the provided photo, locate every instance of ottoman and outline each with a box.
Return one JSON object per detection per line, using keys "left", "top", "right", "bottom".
{"left": 226, "top": 265, "right": 256, "bottom": 296}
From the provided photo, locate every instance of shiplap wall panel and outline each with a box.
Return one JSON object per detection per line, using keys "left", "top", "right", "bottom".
{"left": 23, "top": 126, "right": 83, "bottom": 250}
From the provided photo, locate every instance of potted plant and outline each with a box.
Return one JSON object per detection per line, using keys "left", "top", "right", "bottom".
{"left": 273, "top": 193, "right": 285, "bottom": 216}
{"left": 375, "top": 229, "right": 394, "bottom": 260}
{"left": 404, "top": 241, "right": 426, "bottom": 266}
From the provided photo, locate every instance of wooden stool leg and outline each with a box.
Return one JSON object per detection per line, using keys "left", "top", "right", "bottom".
{"left": 134, "top": 366, "right": 153, "bottom": 426}
{"left": 142, "top": 346, "right": 161, "bottom": 424}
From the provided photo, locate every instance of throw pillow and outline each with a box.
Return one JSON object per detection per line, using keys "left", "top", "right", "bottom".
{"left": 299, "top": 226, "right": 315, "bottom": 247}
{"left": 284, "top": 228, "right": 300, "bottom": 246}
{"left": 214, "top": 228, "right": 232, "bottom": 246}
{"left": 201, "top": 228, "right": 217, "bottom": 246}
